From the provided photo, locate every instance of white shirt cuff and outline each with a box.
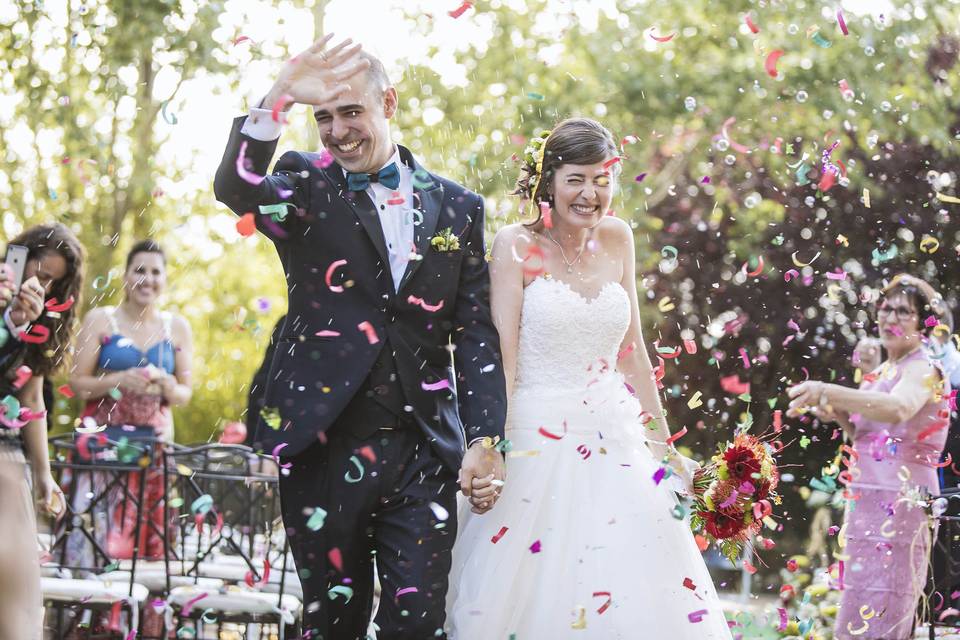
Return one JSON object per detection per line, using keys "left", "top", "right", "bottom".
{"left": 3, "top": 307, "right": 27, "bottom": 338}
{"left": 240, "top": 107, "right": 285, "bottom": 142}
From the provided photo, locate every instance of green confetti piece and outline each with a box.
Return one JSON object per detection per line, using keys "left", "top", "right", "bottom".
{"left": 169, "top": 497, "right": 184, "bottom": 508}
{"left": 670, "top": 504, "right": 687, "bottom": 520}
{"left": 328, "top": 585, "right": 354, "bottom": 603}
{"left": 258, "top": 202, "right": 296, "bottom": 222}
{"left": 799, "top": 435, "right": 811, "bottom": 449}
{"left": 795, "top": 163, "right": 811, "bottom": 186}
{"left": 190, "top": 494, "right": 214, "bottom": 515}
{"left": 495, "top": 438, "right": 513, "bottom": 453}
{"left": 412, "top": 169, "right": 434, "bottom": 190}
{"left": 108, "top": 387, "right": 123, "bottom": 401}
{"left": 2, "top": 394, "right": 20, "bottom": 421}
{"left": 771, "top": 234, "right": 785, "bottom": 246}
{"left": 260, "top": 407, "right": 281, "bottom": 430}
{"left": 527, "top": 92, "right": 545, "bottom": 100}
{"left": 738, "top": 393, "right": 752, "bottom": 402}
{"left": 766, "top": 398, "right": 778, "bottom": 409}
{"left": 811, "top": 31, "right": 832, "bottom": 48}
{"left": 103, "top": 561, "right": 120, "bottom": 572}
{"left": 809, "top": 477, "right": 833, "bottom": 493}
{"left": 306, "top": 507, "right": 328, "bottom": 531}
{"left": 0, "top": 326, "right": 8, "bottom": 348}
{"left": 872, "top": 245, "right": 898, "bottom": 263}
{"left": 344, "top": 455, "right": 365, "bottom": 483}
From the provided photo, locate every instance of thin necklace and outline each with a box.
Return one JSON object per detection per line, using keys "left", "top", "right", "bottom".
{"left": 544, "top": 228, "right": 587, "bottom": 273}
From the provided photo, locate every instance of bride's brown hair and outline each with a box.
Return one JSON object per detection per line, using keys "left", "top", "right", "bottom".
{"left": 513, "top": 117, "right": 619, "bottom": 227}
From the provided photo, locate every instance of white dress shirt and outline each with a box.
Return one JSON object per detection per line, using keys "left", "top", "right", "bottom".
{"left": 241, "top": 109, "right": 415, "bottom": 291}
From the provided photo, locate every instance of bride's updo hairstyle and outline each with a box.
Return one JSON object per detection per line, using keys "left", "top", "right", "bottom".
{"left": 513, "top": 117, "right": 620, "bottom": 227}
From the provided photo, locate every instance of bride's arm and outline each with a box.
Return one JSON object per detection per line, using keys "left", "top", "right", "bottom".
{"left": 489, "top": 224, "right": 525, "bottom": 399}
{"left": 608, "top": 218, "right": 675, "bottom": 456}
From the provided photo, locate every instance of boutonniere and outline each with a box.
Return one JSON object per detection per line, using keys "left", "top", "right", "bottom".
{"left": 430, "top": 227, "right": 460, "bottom": 252}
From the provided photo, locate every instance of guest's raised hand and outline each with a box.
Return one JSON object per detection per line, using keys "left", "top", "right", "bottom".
{"left": 265, "top": 35, "right": 369, "bottom": 110}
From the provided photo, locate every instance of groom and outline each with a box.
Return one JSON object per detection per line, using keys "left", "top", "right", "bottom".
{"left": 214, "top": 38, "right": 507, "bottom": 638}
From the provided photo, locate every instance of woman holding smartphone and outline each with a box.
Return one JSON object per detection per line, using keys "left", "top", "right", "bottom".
{"left": 0, "top": 223, "right": 85, "bottom": 640}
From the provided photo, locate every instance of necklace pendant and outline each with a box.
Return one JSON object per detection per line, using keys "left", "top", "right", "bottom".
{"left": 566, "top": 265, "right": 574, "bottom": 273}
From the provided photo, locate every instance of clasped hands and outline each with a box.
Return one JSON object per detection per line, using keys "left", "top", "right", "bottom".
{"left": 458, "top": 440, "right": 506, "bottom": 515}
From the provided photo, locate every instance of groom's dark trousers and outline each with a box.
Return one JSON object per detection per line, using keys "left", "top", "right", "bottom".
{"left": 214, "top": 115, "right": 506, "bottom": 639}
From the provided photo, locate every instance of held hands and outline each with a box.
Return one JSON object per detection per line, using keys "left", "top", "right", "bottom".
{"left": 459, "top": 440, "right": 506, "bottom": 515}
{"left": 264, "top": 35, "right": 369, "bottom": 111}
{"left": 786, "top": 380, "right": 827, "bottom": 418}
{"left": 8, "top": 275, "right": 45, "bottom": 327}
{"left": 113, "top": 367, "right": 154, "bottom": 394}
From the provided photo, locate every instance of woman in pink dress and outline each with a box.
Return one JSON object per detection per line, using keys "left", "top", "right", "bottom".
{"left": 788, "top": 273, "right": 952, "bottom": 640}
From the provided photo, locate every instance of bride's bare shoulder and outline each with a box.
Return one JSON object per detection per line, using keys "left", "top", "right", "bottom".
{"left": 493, "top": 222, "right": 534, "bottom": 244}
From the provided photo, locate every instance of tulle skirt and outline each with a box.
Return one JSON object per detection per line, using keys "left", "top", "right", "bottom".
{"left": 446, "top": 378, "right": 732, "bottom": 639}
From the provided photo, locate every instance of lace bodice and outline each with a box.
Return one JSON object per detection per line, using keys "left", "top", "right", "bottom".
{"left": 514, "top": 276, "right": 631, "bottom": 390}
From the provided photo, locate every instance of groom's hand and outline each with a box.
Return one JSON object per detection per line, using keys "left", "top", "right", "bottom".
{"left": 261, "top": 35, "right": 369, "bottom": 113}
{"left": 459, "top": 441, "right": 505, "bottom": 515}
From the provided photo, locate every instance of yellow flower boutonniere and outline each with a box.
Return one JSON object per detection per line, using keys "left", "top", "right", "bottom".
{"left": 430, "top": 227, "right": 461, "bottom": 252}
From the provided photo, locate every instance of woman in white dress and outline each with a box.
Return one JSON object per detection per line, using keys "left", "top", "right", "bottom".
{"left": 446, "top": 118, "right": 732, "bottom": 639}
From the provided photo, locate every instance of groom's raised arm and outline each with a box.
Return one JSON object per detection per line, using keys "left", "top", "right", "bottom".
{"left": 453, "top": 195, "right": 508, "bottom": 445}
{"left": 213, "top": 112, "right": 312, "bottom": 243}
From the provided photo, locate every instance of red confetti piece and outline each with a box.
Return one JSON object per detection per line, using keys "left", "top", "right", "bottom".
{"left": 387, "top": 191, "right": 405, "bottom": 206}
{"left": 742, "top": 559, "right": 758, "bottom": 574}
{"left": 358, "top": 445, "right": 376, "bottom": 463}
{"left": 576, "top": 444, "right": 592, "bottom": 460}
{"left": 773, "top": 409, "right": 782, "bottom": 432}
{"left": 325, "top": 259, "right": 348, "bottom": 293}
{"left": 648, "top": 29, "right": 676, "bottom": 42}
{"left": 448, "top": 1, "right": 472, "bottom": 18}
{"left": 742, "top": 255, "right": 764, "bottom": 277}
{"left": 236, "top": 212, "right": 256, "bottom": 237}
{"left": 602, "top": 156, "right": 621, "bottom": 169}
{"left": 765, "top": 49, "right": 785, "bottom": 78}
{"left": 538, "top": 422, "right": 567, "bottom": 440}
{"left": 819, "top": 169, "right": 836, "bottom": 192}
{"left": 244, "top": 558, "right": 271, "bottom": 588}
{"left": 57, "top": 384, "right": 75, "bottom": 399}
{"left": 933, "top": 453, "right": 953, "bottom": 469}
{"left": 233, "top": 35, "right": 252, "bottom": 46}
{"left": 682, "top": 339, "right": 697, "bottom": 354}
{"left": 19, "top": 324, "right": 50, "bottom": 344}
{"left": 44, "top": 296, "right": 75, "bottom": 313}
{"left": 665, "top": 426, "right": 688, "bottom": 446}
{"left": 540, "top": 202, "right": 553, "bottom": 228}
{"left": 744, "top": 14, "right": 760, "bottom": 33}
{"left": 328, "top": 548, "right": 343, "bottom": 573}
{"left": 683, "top": 577, "right": 697, "bottom": 591}
{"left": 593, "top": 591, "right": 612, "bottom": 614}
{"left": 357, "top": 321, "right": 379, "bottom": 344}
{"left": 918, "top": 420, "right": 949, "bottom": 442}
{"left": 837, "top": 9, "right": 849, "bottom": 35}
{"left": 491, "top": 526, "right": 509, "bottom": 543}
{"left": 694, "top": 534, "right": 709, "bottom": 551}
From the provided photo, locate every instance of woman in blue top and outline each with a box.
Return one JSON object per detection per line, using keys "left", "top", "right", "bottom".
{"left": 68, "top": 239, "right": 193, "bottom": 561}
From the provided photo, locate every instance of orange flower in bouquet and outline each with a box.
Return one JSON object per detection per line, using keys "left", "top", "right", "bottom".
{"left": 689, "top": 432, "right": 782, "bottom": 562}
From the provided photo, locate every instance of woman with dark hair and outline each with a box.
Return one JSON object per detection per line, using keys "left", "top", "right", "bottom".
{"left": 788, "top": 273, "right": 951, "bottom": 640}
{"left": 446, "top": 119, "right": 731, "bottom": 638}
{"left": 0, "top": 222, "right": 84, "bottom": 640}
{"left": 67, "top": 239, "right": 193, "bottom": 562}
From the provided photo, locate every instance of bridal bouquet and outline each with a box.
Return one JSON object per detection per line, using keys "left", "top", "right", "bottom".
{"left": 689, "top": 432, "right": 781, "bottom": 562}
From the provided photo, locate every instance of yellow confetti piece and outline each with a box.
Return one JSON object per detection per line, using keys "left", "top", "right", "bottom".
{"left": 827, "top": 284, "right": 842, "bottom": 301}
{"left": 936, "top": 192, "right": 960, "bottom": 204}
{"left": 837, "top": 234, "right": 849, "bottom": 247}
{"left": 177, "top": 464, "right": 194, "bottom": 477}
{"left": 847, "top": 621, "right": 869, "bottom": 635}
{"left": 687, "top": 391, "right": 703, "bottom": 409}
{"left": 507, "top": 450, "right": 541, "bottom": 458}
{"left": 859, "top": 605, "right": 876, "bottom": 620}
{"left": 897, "top": 465, "right": 911, "bottom": 482}
{"left": 854, "top": 367, "right": 862, "bottom": 384}
{"left": 571, "top": 605, "right": 587, "bottom": 629}
{"left": 920, "top": 235, "right": 940, "bottom": 253}
{"left": 838, "top": 523, "right": 848, "bottom": 549}
{"left": 657, "top": 297, "right": 675, "bottom": 312}
{"left": 862, "top": 188, "right": 871, "bottom": 208}
{"left": 880, "top": 519, "right": 897, "bottom": 538}
{"left": 791, "top": 250, "right": 821, "bottom": 267}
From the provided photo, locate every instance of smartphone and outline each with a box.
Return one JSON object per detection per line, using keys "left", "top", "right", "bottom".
{"left": 3, "top": 244, "right": 28, "bottom": 293}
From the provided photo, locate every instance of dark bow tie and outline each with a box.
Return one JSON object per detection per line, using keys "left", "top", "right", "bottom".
{"left": 346, "top": 162, "right": 401, "bottom": 191}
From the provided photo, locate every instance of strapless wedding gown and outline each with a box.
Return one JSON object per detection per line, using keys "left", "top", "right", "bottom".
{"left": 445, "top": 276, "right": 732, "bottom": 639}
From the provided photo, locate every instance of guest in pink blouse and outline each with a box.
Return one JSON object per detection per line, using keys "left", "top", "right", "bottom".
{"left": 788, "top": 273, "right": 952, "bottom": 640}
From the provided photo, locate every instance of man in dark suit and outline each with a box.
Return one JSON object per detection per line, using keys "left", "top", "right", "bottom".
{"left": 214, "top": 37, "right": 507, "bottom": 639}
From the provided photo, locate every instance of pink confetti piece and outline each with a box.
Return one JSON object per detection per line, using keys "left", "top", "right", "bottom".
{"left": 825, "top": 269, "right": 847, "bottom": 280}
{"left": 181, "top": 592, "right": 208, "bottom": 616}
{"left": 407, "top": 294, "right": 444, "bottom": 312}
{"left": 313, "top": 149, "right": 335, "bottom": 169}
{"left": 448, "top": 0, "right": 472, "bottom": 18}
{"left": 396, "top": 586, "right": 419, "bottom": 597}
{"left": 739, "top": 347, "right": 751, "bottom": 368}
{"left": 325, "top": 259, "right": 348, "bottom": 293}
{"left": 421, "top": 379, "right": 451, "bottom": 391}
{"left": 529, "top": 540, "right": 542, "bottom": 553}
{"left": 837, "top": 9, "right": 849, "bottom": 35}
{"left": 314, "top": 330, "right": 341, "bottom": 337}
{"left": 765, "top": 49, "right": 785, "bottom": 78}
{"left": 688, "top": 609, "right": 709, "bottom": 623}
{"left": 652, "top": 466, "right": 666, "bottom": 485}
{"left": 648, "top": 29, "right": 676, "bottom": 42}
{"left": 720, "top": 117, "right": 752, "bottom": 154}
{"left": 357, "top": 321, "right": 379, "bottom": 344}
{"left": 235, "top": 141, "right": 265, "bottom": 186}
{"left": 777, "top": 607, "right": 788, "bottom": 631}
{"left": 744, "top": 14, "right": 760, "bottom": 33}
{"left": 784, "top": 269, "right": 800, "bottom": 282}
{"left": 271, "top": 94, "right": 293, "bottom": 123}
{"left": 665, "top": 426, "right": 688, "bottom": 446}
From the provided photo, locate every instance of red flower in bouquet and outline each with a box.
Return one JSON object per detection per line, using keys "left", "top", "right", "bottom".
{"left": 703, "top": 510, "right": 745, "bottom": 540}
{"left": 723, "top": 445, "right": 761, "bottom": 483}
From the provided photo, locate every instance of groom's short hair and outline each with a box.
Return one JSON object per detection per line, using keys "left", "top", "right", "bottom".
{"left": 360, "top": 52, "right": 391, "bottom": 94}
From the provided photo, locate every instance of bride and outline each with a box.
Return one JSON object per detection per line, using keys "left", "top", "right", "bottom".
{"left": 445, "top": 118, "right": 732, "bottom": 639}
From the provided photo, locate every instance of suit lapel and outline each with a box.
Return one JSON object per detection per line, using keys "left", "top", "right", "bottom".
{"left": 318, "top": 161, "right": 395, "bottom": 292}
{"left": 398, "top": 149, "right": 443, "bottom": 292}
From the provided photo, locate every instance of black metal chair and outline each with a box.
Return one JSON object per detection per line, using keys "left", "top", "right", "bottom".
{"left": 161, "top": 443, "right": 301, "bottom": 639}
{"left": 927, "top": 487, "right": 960, "bottom": 638}
{"left": 42, "top": 434, "right": 156, "bottom": 638}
